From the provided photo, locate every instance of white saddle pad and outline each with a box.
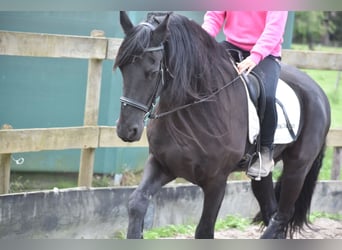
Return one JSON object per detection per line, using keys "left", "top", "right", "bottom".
{"left": 246, "top": 79, "right": 301, "bottom": 144}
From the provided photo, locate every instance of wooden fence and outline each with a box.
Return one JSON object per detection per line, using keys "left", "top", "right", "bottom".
{"left": 0, "top": 30, "right": 342, "bottom": 194}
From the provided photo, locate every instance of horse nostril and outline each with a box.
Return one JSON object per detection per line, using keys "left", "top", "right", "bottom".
{"left": 128, "top": 126, "right": 138, "bottom": 138}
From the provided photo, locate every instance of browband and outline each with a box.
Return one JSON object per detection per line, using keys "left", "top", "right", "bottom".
{"left": 140, "top": 22, "right": 156, "bottom": 30}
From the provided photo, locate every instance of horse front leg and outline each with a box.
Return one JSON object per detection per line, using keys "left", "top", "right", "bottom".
{"left": 195, "top": 179, "right": 227, "bottom": 239}
{"left": 126, "top": 154, "right": 174, "bottom": 239}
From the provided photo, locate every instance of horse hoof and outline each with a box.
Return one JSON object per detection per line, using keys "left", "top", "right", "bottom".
{"left": 260, "top": 217, "right": 287, "bottom": 239}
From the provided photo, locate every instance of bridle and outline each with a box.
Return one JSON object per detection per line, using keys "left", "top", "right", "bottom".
{"left": 119, "top": 43, "right": 165, "bottom": 117}
{"left": 120, "top": 22, "right": 242, "bottom": 120}
{"left": 119, "top": 21, "right": 167, "bottom": 119}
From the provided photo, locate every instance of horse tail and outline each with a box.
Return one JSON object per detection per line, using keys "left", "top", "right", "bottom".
{"left": 274, "top": 143, "right": 326, "bottom": 237}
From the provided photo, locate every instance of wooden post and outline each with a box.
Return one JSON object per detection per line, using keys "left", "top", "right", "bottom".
{"left": 0, "top": 124, "right": 13, "bottom": 194}
{"left": 78, "top": 30, "right": 105, "bottom": 187}
{"left": 335, "top": 71, "right": 341, "bottom": 92}
{"left": 331, "top": 147, "right": 342, "bottom": 180}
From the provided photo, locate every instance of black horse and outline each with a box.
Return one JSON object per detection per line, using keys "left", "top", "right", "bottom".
{"left": 114, "top": 11, "right": 331, "bottom": 239}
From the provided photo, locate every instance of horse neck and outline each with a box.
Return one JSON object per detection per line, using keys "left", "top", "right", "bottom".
{"left": 151, "top": 74, "right": 246, "bottom": 155}
{"left": 156, "top": 60, "right": 242, "bottom": 124}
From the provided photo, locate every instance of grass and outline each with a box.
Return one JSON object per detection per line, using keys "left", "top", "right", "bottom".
{"left": 302, "top": 69, "right": 342, "bottom": 127}
{"left": 144, "top": 224, "right": 195, "bottom": 239}
{"left": 291, "top": 43, "right": 342, "bottom": 127}
{"left": 117, "top": 212, "right": 341, "bottom": 239}
{"left": 310, "top": 211, "right": 342, "bottom": 222}
{"left": 300, "top": 68, "right": 342, "bottom": 180}
{"left": 143, "top": 215, "right": 251, "bottom": 239}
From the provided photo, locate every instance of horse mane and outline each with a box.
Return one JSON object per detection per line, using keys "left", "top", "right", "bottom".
{"left": 163, "top": 13, "right": 234, "bottom": 107}
{"left": 158, "top": 13, "right": 244, "bottom": 151}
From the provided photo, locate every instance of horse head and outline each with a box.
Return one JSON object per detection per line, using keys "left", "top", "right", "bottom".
{"left": 114, "top": 11, "right": 170, "bottom": 142}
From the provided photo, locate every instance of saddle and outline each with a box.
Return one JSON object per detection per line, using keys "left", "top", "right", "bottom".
{"left": 226, "top": 49, "right": 299, "bottom": 145}
{"left": 238, "top": 71, "right": 299, "bottom": 170}
{"left": 242, "top": 71, "right": 298, "bottom": 143}
{"left": 240, "top": 71, "right": 266, "bottom": 123}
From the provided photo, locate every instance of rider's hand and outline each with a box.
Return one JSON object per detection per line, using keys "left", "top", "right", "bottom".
{"left": 237, "top": 56, "right": 257, "bottom": 75}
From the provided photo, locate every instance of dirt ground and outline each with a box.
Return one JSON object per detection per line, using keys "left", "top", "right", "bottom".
{"left": 171, "top": 218, "right": 342, "bottom": 239}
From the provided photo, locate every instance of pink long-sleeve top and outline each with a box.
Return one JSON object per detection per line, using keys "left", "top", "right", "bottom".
{"left": 202, "top": 11, "right": 288, "bottom": 65}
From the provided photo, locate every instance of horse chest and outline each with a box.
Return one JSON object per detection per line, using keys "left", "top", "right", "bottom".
{"left": 149, "top": 135, "right": 229, "bottom": 182}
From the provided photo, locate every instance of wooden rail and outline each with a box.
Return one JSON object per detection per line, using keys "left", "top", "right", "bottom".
{"left": 2, "top": 30, "right": 342, "bottom": 67}
{"left": 0, "top": 30, "right": 341, "bottom": 194}
{"left": 282, "top": 50, "right": 342, "bottom": 71}
{"left": 327, "top": 128, "right": 342, "bottom": 180}
{"left": 0, "top": 30, "right": 122, "bottom": 60}
{"left": 0, "top": 126, "right": 147, "bottom": 154}
{"left": 0, "top": 126, "right": 338, "bottom": 154}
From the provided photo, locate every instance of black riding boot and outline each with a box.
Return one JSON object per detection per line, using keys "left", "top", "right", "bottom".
{"left": 247, "top": 146, "right": 274, "bottom": 180}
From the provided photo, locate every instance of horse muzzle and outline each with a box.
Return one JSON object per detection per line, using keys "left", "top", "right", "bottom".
{"left": 116, "top": 118, "right": 144, "bottom": 142}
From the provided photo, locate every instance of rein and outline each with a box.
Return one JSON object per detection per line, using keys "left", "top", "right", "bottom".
{"left": 148, "top": 74, "right": 241, "bottom": 119}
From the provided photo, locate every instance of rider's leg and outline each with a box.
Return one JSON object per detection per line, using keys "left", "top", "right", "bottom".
{"left": 247, "top": 55, "right": 281, "bottom": 180}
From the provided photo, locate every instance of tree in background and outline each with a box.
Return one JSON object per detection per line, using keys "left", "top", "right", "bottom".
{"left": 329, "top": 12, "right": 342, "bottom": 46}
{"left": 293, "top": 11, "right": 336, "bottom": 50}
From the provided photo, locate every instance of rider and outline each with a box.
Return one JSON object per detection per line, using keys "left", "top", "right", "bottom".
{"left": 202, "top": 11, "right": 288, "bottom": 180}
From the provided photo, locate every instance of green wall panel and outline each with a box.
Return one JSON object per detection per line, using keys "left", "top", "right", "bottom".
{"left": 0, "top": 11, "right": 132, "bottom": 174}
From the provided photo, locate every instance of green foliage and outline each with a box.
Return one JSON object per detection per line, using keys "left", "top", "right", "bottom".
{"left": 92, "top": 174, "right": 114, "bottom": 187}
{"left": 295, "top": 12, "right": 324, "bottom": 42}
{"left": 301, "top": 68, "right": 341, "bottom": 181}
{"left": 330, "top": 12, "right": 342, "bottom": 46}
{"left": 144, "top": 224, "right": 195, "bottom": 239}
{"left": 293, "top": 11, "right": 336, "bottom": 49}
{"left": 215, "top": 215, "right": 251, "bottom": 230}
{"left": 143, "top": 215, "right": 251, "bottom": 239}
{"left": 310, "top": 212, "right": 342, "bottom": 222}
{"left": 302, "top": 69, "right": 342, "bottom": 127}
{"left": 141, "top": 212, "right": 341, "bottom": 239}
{"left": 9, "top": 175, "right": 31, "bottom": 193}
{"left": 112, "top": 230, "right": 126, "bottom": 239}
{"left": 9, "top": 173, "right": 77, "bottom": 193}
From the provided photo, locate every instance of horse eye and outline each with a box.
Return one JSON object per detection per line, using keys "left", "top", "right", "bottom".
{"left": 131, "top": 55, "right": 138, "bottom": 64}
{"left": 145, "top": 69, "right": 158, "bottom": 79}
{"left": 147, "top": 55, "right": 156, "bottom": 65}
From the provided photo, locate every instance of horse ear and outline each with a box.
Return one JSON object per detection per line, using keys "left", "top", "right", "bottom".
{"left": 151, "top": 12, "right": 171, "bottom": 45}
{"left": 120, "top": 11, "right": 134, "bottom": 35}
